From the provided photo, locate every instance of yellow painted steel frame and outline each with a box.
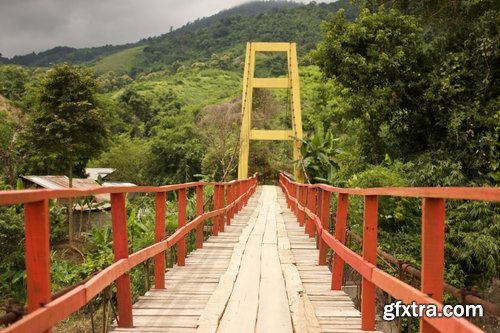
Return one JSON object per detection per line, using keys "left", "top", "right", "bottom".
{"left": 238, "top": 42, "right": 304, "bottom": 183}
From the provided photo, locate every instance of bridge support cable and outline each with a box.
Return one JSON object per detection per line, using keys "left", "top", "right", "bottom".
{"left": 238, "top": 42, "right": 304, "bottom": 183}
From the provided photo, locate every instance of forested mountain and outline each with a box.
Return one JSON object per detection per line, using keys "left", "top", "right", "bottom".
{"left": 4, "top": 0, "right": 357, "bottom": 74}
{"left": 5, "top": 45, "right": 133, "bottom": 68}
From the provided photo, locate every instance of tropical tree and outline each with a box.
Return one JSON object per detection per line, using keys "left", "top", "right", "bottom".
{"left": 197, "top": 98, "right": 240, "bottom": 181}
{"left": 310, "top": 5, "right": 499, "bottom": 184}
{"left": 23, "top": 63, "right": 108, "bottom": 239}
{"left": 299, "top": 122, "right": 339, "bottom": 184}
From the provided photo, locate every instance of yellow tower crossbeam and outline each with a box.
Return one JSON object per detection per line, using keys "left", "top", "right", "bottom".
{"left": 238, "top": 42, "right": 304, "bottom": 183}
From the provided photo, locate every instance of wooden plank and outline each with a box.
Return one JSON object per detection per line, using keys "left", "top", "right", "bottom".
{"left": 132, "top": 316, "right": 198, "bottom": 327}
{"left": 275, "top": 199, "right": 321, "bottom": 333}
{"left": 132, "top": 308, "right": 203, "bottom": 316}
{"left": 256, "top": 243, "right": 292, "bottom": 332}
{"left": 276, "top": 189, "right": 386, "bottom": 333}
{"left": 110, "top": 189, "right": 264, "bottom": 333}
{"left": 215, "top": 232, "right": 262, "bottom": 332}
{"left": 281, "top": 263, "right": 322, "bottom": 333}
{"left": 196, "top": 188, "right": 263, "bottom": 333}
{"left": 212, "top": 186, "right": 278, "bottom": 333}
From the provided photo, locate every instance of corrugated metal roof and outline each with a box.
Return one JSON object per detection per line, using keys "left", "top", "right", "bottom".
{"left": 21, "top": 175, "right": 109, "bottom": 202}
{"left": 102, "top": 182, "right": 137, "bottom": 187}
{"left": 85, "top": 168, "right": 115, "bottom": 181}
{"left": 22, "top": 175, "right": 68, "bottom": 189}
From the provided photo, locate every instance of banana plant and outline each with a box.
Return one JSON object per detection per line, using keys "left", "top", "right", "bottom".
{"left": 297, "top": 122, "right": 340, "bottom": 184}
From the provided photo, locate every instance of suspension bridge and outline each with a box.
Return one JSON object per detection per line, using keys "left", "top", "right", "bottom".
{"left": 0, "top": 43, "right": 499, "bottom": 333}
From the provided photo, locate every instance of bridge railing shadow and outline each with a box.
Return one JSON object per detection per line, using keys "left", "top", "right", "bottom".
{"left": 0, "top": 174, "right": 258, "bottom": 333}
{"left": 279, "top": 172, "right": 499, "bottom": 333}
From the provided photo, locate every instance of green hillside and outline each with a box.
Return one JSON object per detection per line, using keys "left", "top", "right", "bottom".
{"left": 92, "top": 46, "right": 146, "bottom": 74}
{"left": 4, "top": 1, "right": 357, "bottom": 75}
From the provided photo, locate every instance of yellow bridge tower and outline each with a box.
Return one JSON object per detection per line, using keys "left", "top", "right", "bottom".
{"left": 238, "top": 42, "right": 304, "bottom": 183}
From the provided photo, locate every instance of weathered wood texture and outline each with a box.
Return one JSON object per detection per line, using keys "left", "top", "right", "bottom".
{"left": 112, "top": 188, "right": 261, "bottom": 333}
{"left": 276, "top": 189, "right": 383, "bottom": 333}
{"left": 113, "top": 186, "right": 377, "bottom": 333}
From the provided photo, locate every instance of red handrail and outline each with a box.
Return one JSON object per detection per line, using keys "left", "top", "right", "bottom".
{"left": 278, "top": 173, "right": 499, "bottom": 333}
{"left": 0, "top": 175, "right": 258, "bottom": 333}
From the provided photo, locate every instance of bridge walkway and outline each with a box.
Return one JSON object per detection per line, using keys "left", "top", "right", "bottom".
{"left": 113, "top": 185, "right": 375, "bottom": 333}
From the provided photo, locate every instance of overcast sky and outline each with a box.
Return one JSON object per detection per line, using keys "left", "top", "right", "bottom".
{"left": 0, "top": 0, "right": 336, "bottom": 58}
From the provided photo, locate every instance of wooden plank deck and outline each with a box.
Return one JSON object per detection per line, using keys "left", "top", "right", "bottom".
{"left": 113, "top": 185, "right": 379, "bottom": 333}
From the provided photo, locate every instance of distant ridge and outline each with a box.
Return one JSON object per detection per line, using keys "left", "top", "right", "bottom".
{"left": 3, "top": 0, "right": 358, "bottom": 73}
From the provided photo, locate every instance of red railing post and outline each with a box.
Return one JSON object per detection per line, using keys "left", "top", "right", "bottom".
{"left": 361, "top": 195, "right": 378, "bottom": 331}
{"left": 236, "top": 182, "right": 243, "bottom": 212}
{"left": 154, "top": 192, "right": 166, "bottom": 289}
{"left": 195, "top": 185, "right": 204, "bottom": 249}
{"left": 177, "top": 188, "right": 187, "bottom": 266}
{"left": 242, "top": 180, "right": 247, "bottom": 204}
{"left": 292, "top": 183, "right": 297, "bottom": 215}
{"left": 318, "top": 190, "right": 331, "bottom": 265}
{"left": 331, "top": 193, "right": 348, "bottom": 289}
{"left": 213, "top": 185, "right": 220, "bottom": 236}
{"left": 286, "top": 178, "right": 292, "bottom": 209}
{"left": 421, "top": 198, "right": 445, "bottom": 333}
{"left": 110, "top": 193, "right": 133, "bottom": 328}
{"left": 226, "top": 183, "right": 233, "bottom": 225}
{"left": 219, "top": 185, "right": 226, "bottom": 232}
{"left": 291, "top": 183, "right": 299, "bottom": 211}
{"left": 298, "top": 185, "right": 306, "bottom": 227}
{"left": 305, "top": 187, "right": 316, "bottom": 238}
{"left": 24, "top": 199, "right": 51, "bottom": 333}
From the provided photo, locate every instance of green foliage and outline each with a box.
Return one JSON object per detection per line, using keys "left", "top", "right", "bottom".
{"left": 49, "top": 201, "right": 69, "bottom": 244}
{"left": 308, "top": 0, "right": 499, "bottom": 300}
{"left": 91, "top": 135, "right": 151, "bottom": 184}
{"left": 148, "top": 119, "right": 204, "bottom": 185}
{"left": 310, "top": 4, "right": 499, "bottom": 184}
{"left": 300, "top": 122, "right": 339, "bottom": 184}
{"left": 0, "top": 65, "right": 29, "bottom": 101}
{"left": 446, "top": 201, "right": 500, "bottom": 288}
{"left": 22, "top": 64, "right": 109, "bottom": 178}
{"left": 92, "top": 46, "right": 146, "bottom": 75}
{"left": 0, "top": 206, "right": 25, "bottom": 300}
{"left": 197, "top": 99, "right": 240, "bottom": 181}
{"left": 96, "top": 71, "right": 133, "bottom": 93}
{"left": 7, "top": 45, "right": 131, "bottom": 67}
{"left": 118, "top": 89, "right": 153, "bottom": 135}
{"left": 310, "top": 7, "right": 431, "bottom": 163}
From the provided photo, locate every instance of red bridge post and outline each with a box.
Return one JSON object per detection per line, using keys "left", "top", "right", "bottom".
{"left": 227, "top": 182, "right": 235, "bottom": 225}
{"left": 361, "top": 195, "right": 378, "bottom": 331}
{"left": 219, "top": 185, "right": 225, "bottom": 233}
{"left": 298, "top": 185, "right": 306, "bottom": 227}
{"left": 110, "top": 193, "right": 133, "bottom": 327}
{"left": 212, "top": 185, "right": 220, "bottom": 236}
{"left": 306, "top": 186, "right": 316, "bottom": 238}
{"left": 154, "top": 192, "right": 166, "bottom": 289}
{"left": 195, "top": 185, "right": 204, "bottom": 249}
{"left": 421, "top": 198, "right": 445, "bottom": 333}
{"left": 318, "top": 189, "right": 331, "bottom": 265}
{"left": 331, "top": 193, "right": 348, "bottom": 289}
{"left": 177, "top": 188, "right": 187, "bottom": 266}
{"left": 24, "top": 199, "right": 51, "bottom": 333}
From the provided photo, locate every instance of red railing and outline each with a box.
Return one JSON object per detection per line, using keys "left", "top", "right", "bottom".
{"left": 0, "top": 175, "right": 258, "bottom": 333}
{"left": 279, "top": 173, "right": 499, "bottom": 333}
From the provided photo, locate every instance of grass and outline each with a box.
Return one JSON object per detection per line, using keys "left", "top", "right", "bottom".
{"left": 92, "top": 46, "right": 145, "bottom": 74}
{"left": 108, "top": 67, "right": 242, "bottom": 113}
